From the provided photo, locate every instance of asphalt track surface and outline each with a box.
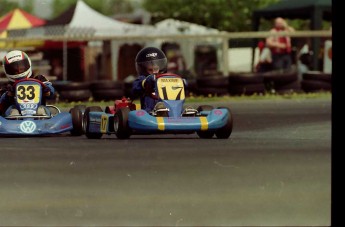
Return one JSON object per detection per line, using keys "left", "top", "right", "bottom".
{"left": 0, "top": 98, "right": 331, "bottom": 226}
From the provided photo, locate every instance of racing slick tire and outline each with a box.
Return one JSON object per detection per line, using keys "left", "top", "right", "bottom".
{"left": 301, "top": 80, "right": 331, "bottom": 92}
{"left": 69, "top": 107, "right": 84, "bottom": 136}
{"left": 74, "top": 105, "right": 86, "bottom": 113}
{"left": 215, "top": 107, "right": 233, "bottom": 139}
{"left": 302, "top": 71, "right": 331, "bottom": 83}
{"left": 58, "top": 89, "right": 92, "bottom": 102}
{"left": 228, "top": 83, "right": 266, "bottom": 96}
{"left": 228, "top": 72, "right": 264, "bottom": 84}
{"left": 83, "top": 106, "right": 104, "bottom": 139}
{"left": 196, "top": 105, "right": 214, "bottom": 138}
{"left": 114, "top": 107, "right": 131, "bottom": 139}
{"left": 74, "top": 104, "right": 86, "bottom": 118}
{"left": 197, "top": 130, "right": 214, "bottom": 139}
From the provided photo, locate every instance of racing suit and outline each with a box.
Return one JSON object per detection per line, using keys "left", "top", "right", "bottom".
{"left": 0, "top": 75, "right": 55, "bottom": 115}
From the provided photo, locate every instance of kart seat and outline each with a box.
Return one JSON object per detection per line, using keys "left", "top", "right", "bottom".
{"left": 46, "top": 105, "right": 61, "bottom": 117}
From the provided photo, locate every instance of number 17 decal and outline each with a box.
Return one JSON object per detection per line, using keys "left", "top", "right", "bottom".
{"left": 157, "top": 78, "right": 185, "bottom": 100}
{"left": 100, "top": 115, "right": 108, "bottom": 133}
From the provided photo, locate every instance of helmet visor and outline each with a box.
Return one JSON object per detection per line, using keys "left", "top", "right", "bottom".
{"left": 4, "top": 58, "right": 30, "bottom": 75}
{"left": 138, "top": 58, "right": 167, "bottom": 74}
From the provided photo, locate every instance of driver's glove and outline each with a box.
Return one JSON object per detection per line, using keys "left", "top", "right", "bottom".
{"left": 142, "top": 75, "right": 155, "bottom": 90}
{"left": 6, "top": 84, "right": 14, "bottom": 97}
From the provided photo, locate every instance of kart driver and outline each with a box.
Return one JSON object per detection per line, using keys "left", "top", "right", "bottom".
{"left": 0, "top": 50, "right": 55, "bottom": 116}
{"left": 131, "top": 47, "right": 168, "bottom": 113}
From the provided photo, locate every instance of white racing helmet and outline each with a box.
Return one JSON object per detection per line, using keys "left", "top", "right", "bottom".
{"left": 2, "top": 50, "right": 32, "bottom": 82}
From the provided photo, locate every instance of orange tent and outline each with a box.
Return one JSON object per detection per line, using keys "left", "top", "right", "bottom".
{"left": 0, "top": 8, "right": 46, "bottom": 48}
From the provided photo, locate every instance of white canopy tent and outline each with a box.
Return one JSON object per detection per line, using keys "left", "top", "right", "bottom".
{"left": 69, "top": 0, "right": 159, "bottom": 37}
{"left": 67, "top": 0, "right": 165, "bottom": 80}
{"left": 7, "top": 2, "right": 228, "bottom": 80}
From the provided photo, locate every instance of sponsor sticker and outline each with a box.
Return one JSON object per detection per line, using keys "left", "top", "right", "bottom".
{"left": 20, "top": 121, "right": 36, "bottom": 133}
{"left": 146, "top": 53, "right": 157, "bottom": 58}
{"left": 214, "top": 110, "right": 223, "bottom": 115}
{"left": 100, "top": 115, "right": 108, "bottom": 133}
{"left": 21, "top": 110, "right": 36, "bottom": 115}
{"left": 136, "top": 110, "right": 145, "bottom": 117}
{"left": 20, "top": 103, "right": 38, "bottom": 109}
{"left": 160, "top": 78, "right": 178, "bottom": 82}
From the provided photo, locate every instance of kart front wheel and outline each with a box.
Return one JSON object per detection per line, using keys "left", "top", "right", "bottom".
{"left": 197, "top": 130, "right": 214, "bottom": 139}
{"left": 70, "top": 107, "right": 83, "bottom": 136}
{"left": 114, "top": 107, "right": 131, "bottom": 139}
{"left": 215, "top": 107, "right": 233, "bottom": 139}
{"left": 83, "top": 106, "right": 103, "bottom": 139}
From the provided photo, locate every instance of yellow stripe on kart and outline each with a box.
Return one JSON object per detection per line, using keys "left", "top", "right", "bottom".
{"left": 200, "top": 117, "right": 208, "bottom": 131}
{"left": 100, "top": 115, "right": 108, "bottom": 133}
{"left": 156, "top": 117, "right": 165, "bottom": 131}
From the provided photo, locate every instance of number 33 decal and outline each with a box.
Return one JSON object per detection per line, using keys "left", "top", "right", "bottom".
{"left": 17, "top": 85, "right": 36, "bottom": 100}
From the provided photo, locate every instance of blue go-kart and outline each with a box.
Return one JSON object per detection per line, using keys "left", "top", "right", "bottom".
{"left": 0, "top": 78, "right": 83, "bottom": 136}
{"left": 83, "top": 73, "right": 233, "bottom": 139}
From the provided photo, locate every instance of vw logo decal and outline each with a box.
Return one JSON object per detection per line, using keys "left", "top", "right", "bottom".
{"left": 20, "top": 121, "right": 37, "bottom": 133}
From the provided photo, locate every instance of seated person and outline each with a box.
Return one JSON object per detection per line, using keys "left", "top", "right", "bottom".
{"left": 0, "top": 50, "right": 55, "bottom": 116}
{"left": 131, "top": 47, "right": 169, "bottom": 114}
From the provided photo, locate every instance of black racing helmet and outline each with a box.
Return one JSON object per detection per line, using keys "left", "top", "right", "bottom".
{"left": 135, "top": 47, "right": 167, "bottom": 76}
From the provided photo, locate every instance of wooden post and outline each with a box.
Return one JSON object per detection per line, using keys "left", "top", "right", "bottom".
{"left": 63, "top": 39, "right": 67, "bottom": 81}
{"left": 222, "top": 37, "right": 229, "bottom": 76}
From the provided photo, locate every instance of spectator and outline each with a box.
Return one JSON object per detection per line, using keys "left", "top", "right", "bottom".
{"left": 50, "top": 58, "right": 63, "bottom": 80}
{"left": 266, "top": 17, "right": 293, "bottom": 71}
{"left": 166, "top": 49, "right": 186, "bottom": 73}
{"left": 256, "top": 40, "right": 273, "bottom": 73}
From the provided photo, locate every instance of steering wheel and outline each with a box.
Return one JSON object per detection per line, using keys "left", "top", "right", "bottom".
{"left": 12, "top": 78, "right": 47, "bottom": 88}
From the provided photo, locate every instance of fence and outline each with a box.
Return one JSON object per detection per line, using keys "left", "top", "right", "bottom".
{"left": 0, "top": 27, "right": 332, "bottom": 81}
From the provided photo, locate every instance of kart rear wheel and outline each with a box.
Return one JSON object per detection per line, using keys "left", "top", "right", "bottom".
{"left": 114, "top": 107, "right": 131, "bottom": 139}
{"left": 70, "top": 107, "right": 83, "bottom": 136}
{"left": 215, "top": 107, "right": 233, "bottom": 139}
{"left": 83, "top": 106, "right": 103, "bottom": 139}
{"left": 74, "top": 105, "right": 86, "bottom": 114}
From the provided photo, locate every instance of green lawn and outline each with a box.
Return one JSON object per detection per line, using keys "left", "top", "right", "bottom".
{"left": 54, "top": 91, "right": 331, "bottom": 108}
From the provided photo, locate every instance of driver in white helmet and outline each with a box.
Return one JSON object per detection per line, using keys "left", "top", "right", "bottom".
{"left": 0, "top": 50, "right": 55, "bottom": 116}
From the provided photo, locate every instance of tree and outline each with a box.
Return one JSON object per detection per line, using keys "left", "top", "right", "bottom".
{"left": 22, "top": 0, "right": 34, "bottom": 14}
{"left": 51, "top": 0, "right": 133, "bottom": 18}
{"left": 0, "top": 0, "right": 33, "bottom": 17}
{"left": 143, "top": 0, "right": 278, "bottom": 32}
{"left": 0, "top": 1, "right": 17, "bottom": 17}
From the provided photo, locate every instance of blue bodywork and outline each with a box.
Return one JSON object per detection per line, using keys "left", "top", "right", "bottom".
{"left": 127, "top": 108, "right": 229, "bottom": 132}
{"left": 0, "top": 79, "right": 74, "bottom": 136}
{"left": 86, "top": 74, "right": 231, "bottom": 135}
{"left": 0, "top": 113, "right": 73, "bottom": 135}
{"left": 86, "top": 108, "right": 230, "bottom": 134}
